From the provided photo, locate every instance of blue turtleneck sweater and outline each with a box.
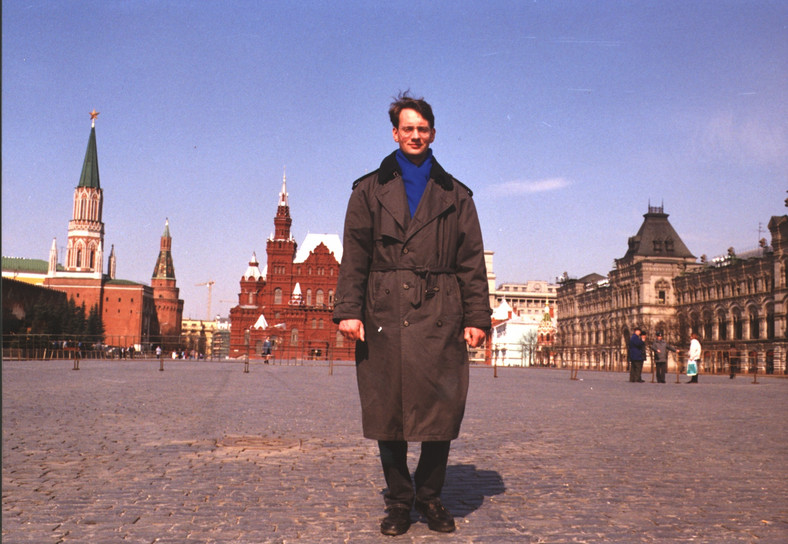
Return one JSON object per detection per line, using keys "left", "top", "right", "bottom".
{"left": 396, "top": 149, "right": 433, "bottom": 217}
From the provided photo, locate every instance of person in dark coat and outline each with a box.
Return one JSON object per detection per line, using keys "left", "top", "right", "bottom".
{"left": 651, "top": 331, "right": 677, "bottom": 384}
{"left": 629, "top": 327, "right": 647, "bottom": 382}
{"left": 333, "top": 92, "right": 491, "bottom": 536}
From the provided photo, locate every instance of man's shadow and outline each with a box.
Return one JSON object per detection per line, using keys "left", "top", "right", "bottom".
{"left": 441, "top": 464, "right": 505, "bottom": 517}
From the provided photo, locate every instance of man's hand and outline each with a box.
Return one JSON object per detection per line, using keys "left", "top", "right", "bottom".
{"left": 464, "top": 327, "right": 486, "bottom": 348}
{"left": 339, "top": 319, "right": 365, "bottom": 342}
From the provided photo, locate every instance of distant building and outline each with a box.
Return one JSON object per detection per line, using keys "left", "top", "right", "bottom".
{"left": 556, "top": 204, "right": 787, "bottom": 375}
{"left": 672, "top": 216, "right": 788, "bottom": 374}
{"left": 2, "top": 113, "right": 183, "bottom": 349}
{"left": 493, "top": 280, "right": 558, "bottom": 319}
{"left": 488, "top": 296, "right": 557, "bottom": 367}
{"left": 229, "top": 174, "right": 347, "bottom": 360}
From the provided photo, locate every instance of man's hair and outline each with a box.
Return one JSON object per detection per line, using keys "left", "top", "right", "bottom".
{"left": 634, "top": 327, "right": 642, "bottom": 333}
{"left": 389, "top": 91, "right": 435, "bottom": 129}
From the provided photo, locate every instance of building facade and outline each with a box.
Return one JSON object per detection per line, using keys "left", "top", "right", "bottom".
{"left": 557, "top": 205, "right": 699, "bottom": 371}
{"left": 556, "top": 204, "right": 788, "bottom": 375}
{"left": 672, "top": 215, "right": 788, "bottom": 375}
{"left": 228, "top": 175, "right": 348, "bottom": 360}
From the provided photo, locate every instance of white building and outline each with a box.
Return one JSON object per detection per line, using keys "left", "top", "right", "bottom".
{"left": 490, "top": 298, "right": 549, "bottom": 367}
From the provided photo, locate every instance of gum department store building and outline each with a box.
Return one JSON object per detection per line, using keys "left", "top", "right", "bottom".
{"left": 556, "top": 203, "right": 788, "bottom": 375}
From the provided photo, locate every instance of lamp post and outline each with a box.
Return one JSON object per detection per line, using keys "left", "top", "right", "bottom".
{"left": 244, "top": 329, "right": 250, "bottom": 373}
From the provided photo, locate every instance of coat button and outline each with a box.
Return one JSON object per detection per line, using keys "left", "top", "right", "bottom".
{"left": 436, "top": 320, "right": 443, "bottom": 327}
{"left": 402, "top": 248, "right": 409, "bottom": 254}
{"left": 403, "top": 320, "right": 409, "bottom": 327}
{"left": 402, "top": 283, "right": 409, "bottom": 290}
{"left": 385, "top": 289, "right": 390, "bottom": 294}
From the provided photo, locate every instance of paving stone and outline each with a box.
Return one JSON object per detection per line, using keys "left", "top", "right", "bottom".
{"left": 3, "top": 360, "right": 787, "bottom": 543}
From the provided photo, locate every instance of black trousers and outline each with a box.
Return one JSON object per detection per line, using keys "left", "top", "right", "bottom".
{"left": 655, "top": 362, "right": 667, "bottom": 383}
{"left": 629, "top": 360, "right": 644, "bottom": 382}
{"left": 378, "top": 440, "right": 451, "bottom": 508}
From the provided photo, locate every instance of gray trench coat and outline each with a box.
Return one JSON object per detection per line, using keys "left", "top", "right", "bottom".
{"left": 333, "top": 152, "right": 491, "bottom": 441}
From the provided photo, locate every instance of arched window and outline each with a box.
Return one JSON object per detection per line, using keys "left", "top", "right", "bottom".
{"left": 290, "top": 328, "right": 299, "bottom": 346}
{"left": 274, "top": 288, "right": 282, "bottom": 304}
{"left": 306, "top": 289, "right": 312, "bottom": 305}
{"left": 316, "top": 289, "right": 324, "bottom": 306}
{"left": 749, "top": 311, "right": 760, "bottom": 339}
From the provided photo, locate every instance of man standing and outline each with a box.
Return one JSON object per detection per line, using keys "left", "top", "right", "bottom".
{"left": 333, "top": 92, "right": 491, "bottom": 536}
{"left": 651, "top": 331, "right": 676, "bottom": 384}
{"left": 629, "top": 327, "right": 646, "bottom": 382}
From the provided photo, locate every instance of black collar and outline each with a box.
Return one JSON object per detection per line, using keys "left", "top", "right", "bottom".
{"left": 378, "top": 150, "right": 454, "bottom": 191}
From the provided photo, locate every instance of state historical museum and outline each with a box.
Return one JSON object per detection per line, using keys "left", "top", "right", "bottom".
{"left": 228, "top": 176, "right": 352, "bottom": 360}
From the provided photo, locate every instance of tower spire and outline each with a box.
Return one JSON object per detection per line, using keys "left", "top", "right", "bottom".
{"left": 152, "top": 218, "right": 175, "bottom": 279}
{"left": 278, "top": 167, "right": 288, "bottom": 207}
{"left": 48, "top": 238, "right": 58, "bottom": 276}
{"left": 79, "top": 111, "right": 101, "bottom": 189}
{"left": 65, "top": 115, "right": 105, "bottom": 274}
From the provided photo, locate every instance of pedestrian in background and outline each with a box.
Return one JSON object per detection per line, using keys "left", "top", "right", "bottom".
{"left": 651, "top": 331, "right": 677, "bottom": 384}
{"left": 333, "top": 92, "right": 491, "bottom": 536}
{"left": 629, "top": 327, "right": 646, "bottom": 382}
{"left": 687, "top": 332, "right": 702, "bottom": 383}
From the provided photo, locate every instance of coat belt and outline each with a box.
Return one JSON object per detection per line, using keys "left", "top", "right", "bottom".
{"left": 369, "top": 265, "right": 455, "bottom": 302}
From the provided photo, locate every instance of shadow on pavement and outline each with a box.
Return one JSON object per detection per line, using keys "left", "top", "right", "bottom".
{"left": 443, "top": 463, "right": 505, "bottom": 517}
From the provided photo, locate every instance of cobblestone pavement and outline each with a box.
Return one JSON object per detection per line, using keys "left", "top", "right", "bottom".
{"left": 2, "top": 360, "right": 787, "bottom": 543}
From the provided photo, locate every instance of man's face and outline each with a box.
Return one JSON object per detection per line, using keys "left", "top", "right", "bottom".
{"left": 393, "top": 108, "right": 435, "bottom": 164}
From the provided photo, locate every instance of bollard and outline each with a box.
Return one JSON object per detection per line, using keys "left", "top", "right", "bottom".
{"left": 244, "top": 354, "right": 250, "bottom": 374}
{"left": 752, "top": 362, "right": 758, "bottom": 384}
{"left": 159, "top": 355, "right": 164, "bottom": 372}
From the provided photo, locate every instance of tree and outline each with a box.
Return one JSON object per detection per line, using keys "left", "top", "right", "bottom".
{"left": 86, "top": 304, "right": 104, "bottom": 339}
{"left": 519, "top": 329, "right": 538, "bottom": 366}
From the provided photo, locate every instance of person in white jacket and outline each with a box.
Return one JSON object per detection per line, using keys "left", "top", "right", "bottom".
{"left": 687, "top": 332, "right": 702, "bottom": 383}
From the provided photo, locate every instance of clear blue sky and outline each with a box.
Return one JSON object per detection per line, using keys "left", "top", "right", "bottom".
{"left": 3, "top": 0, "right": 786, "bottom": 320}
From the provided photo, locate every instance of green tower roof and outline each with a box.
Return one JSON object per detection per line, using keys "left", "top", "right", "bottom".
{"left": 78, "top": 126, "right": 101, "bottom": 189}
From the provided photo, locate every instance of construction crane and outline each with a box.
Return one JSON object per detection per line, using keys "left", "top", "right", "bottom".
{"left": 195, "top": 280, "right": 215, "bottom": 321}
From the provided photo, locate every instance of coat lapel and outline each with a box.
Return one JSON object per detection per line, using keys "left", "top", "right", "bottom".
{"left": 375, "top": 177, "right": 409, "bottom": 240}
{"left": 406, "top": 180, "right": 453, "bottom": 241}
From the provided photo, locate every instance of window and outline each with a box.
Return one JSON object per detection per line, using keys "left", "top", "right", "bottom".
{"left": 316, "top": 289, "right": 324, "bottom": 306}
{"left": 274, "top": 288, "right": 282, "bottom": 304}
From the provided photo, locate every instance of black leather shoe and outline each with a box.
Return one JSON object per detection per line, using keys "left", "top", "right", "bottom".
{"left": 380, "top": 506, "right": 411, "bottom": 536}
{"left": 415, "top": 499, "right": 456, "bottom": 533}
